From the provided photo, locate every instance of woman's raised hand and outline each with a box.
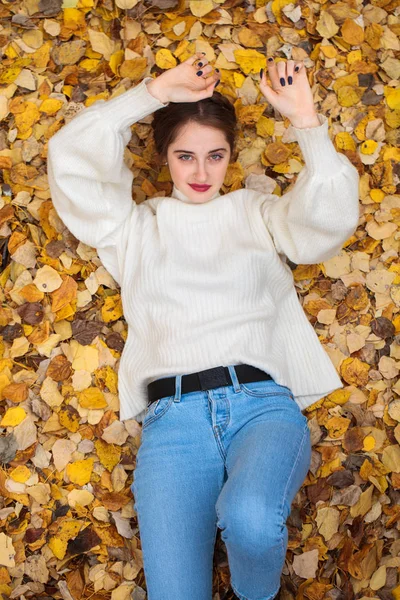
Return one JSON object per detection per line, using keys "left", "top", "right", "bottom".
{"left": 259, "top": 59, "right": 319, "bottom": 128}
{"left": 146, "top": 52, "right": 220, "bottom": 104}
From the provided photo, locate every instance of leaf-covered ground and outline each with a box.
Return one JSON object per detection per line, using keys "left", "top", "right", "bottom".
{"left": 1, "top": 0, "right": 400, "bottom": 598}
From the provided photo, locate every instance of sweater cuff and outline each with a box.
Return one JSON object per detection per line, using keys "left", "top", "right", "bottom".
{"left": 90, "top": 76, "right": 170, "bottom": 131}
{"left": 290, "top": 113, "right": 344, "bottom": 175}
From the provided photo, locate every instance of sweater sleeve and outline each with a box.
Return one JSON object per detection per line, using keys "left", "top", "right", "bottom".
{"left": 259, "top": 113, "right": 360, "bottom": 265}
{"left": 46, "top": 77, "right": 169, "bottom": 280}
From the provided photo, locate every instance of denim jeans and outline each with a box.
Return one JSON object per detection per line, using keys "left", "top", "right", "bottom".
{"left": 131, "top": 365, "right": 311, "bottom": 600}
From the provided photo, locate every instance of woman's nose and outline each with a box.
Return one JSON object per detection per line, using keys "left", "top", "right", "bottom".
{"left": 195, "top": 162, "right": 208, "bottom": 180}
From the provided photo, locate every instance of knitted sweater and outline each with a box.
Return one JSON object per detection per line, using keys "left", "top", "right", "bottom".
{"left": 46, "top": 76, "right": 360, "bottom": 423}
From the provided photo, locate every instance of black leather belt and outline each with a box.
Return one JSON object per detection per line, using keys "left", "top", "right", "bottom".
{"left": 147, "top": 364, "right": 273, "bottom": 405}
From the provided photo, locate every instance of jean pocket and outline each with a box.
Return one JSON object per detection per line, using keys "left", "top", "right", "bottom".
{"left": 142, "top": 394, "right": 174, "bottom": 430}
{"left": 240, "top": 380, "right": 295, "bottom": 400}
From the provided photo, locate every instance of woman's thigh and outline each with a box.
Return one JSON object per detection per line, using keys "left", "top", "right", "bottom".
{"left": 131, "top": 391, "right": 226, "bottom": 600}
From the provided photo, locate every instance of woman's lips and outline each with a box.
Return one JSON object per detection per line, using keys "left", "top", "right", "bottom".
{"left": 189, "top": 184, "right": 211, "bottom": 191}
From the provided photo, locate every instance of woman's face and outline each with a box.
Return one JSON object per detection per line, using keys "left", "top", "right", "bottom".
{"left": 166, "top": 122, "right": 231, "bottom": 204}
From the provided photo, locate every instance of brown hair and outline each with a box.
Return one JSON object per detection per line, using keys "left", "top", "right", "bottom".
{"left": 151, "top": 90, "right": 238, "bottom": 164}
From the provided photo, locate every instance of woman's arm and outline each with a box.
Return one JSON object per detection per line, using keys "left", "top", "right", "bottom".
{"left": 259, "top": 113, "right": 360, "bottom": 265}
{"left": 46, "top": 77, "right": 169, "bottom": 252}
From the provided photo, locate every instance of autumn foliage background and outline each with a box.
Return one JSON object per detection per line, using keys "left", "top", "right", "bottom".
{"left": 1, "top": 0, "right": 400, "bottom": 598}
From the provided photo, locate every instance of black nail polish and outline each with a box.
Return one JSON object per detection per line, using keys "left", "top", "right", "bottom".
{"left": 202, "top": 52, "right": 206, "bottom": 55}
{"left": 198, "top": 62, "right": 203, "bottom": 67}
{"left": 196, "top": 70, "right": 203, "bottom": 76}
{"left": 280, "top": 77, "right": 285, "bottom": 86}
{"left": 295, "top": 66, "right": 299, "bottom": 72}
{"left": 268, "top": 57, "right": 274, "bottom": 62}
{"left": 214, "top": 80, "right": 220, "bottom": 87}
{"left": 288, "top": 76, "right": 292, "bottom": 85}
{"left": 260, "top": 68, "right": 263, "bottom": 78}
{"left": 216, "top": 68, "right": 220, "bottom": 72}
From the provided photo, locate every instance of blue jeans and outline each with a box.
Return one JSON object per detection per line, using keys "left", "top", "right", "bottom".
{"left": 131, "top": 365, "right": 311, "bottom": 600}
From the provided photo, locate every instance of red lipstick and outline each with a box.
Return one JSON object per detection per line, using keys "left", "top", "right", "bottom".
{"left": 189, "top": 184, "right": 211, "bottom": 192}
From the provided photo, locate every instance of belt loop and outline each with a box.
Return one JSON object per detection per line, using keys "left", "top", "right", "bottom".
{"left": 227, "top": 365, "right": 241, "bottom": 393}
{"left": 174, "top": 374, "right": 182, "bottom": 403}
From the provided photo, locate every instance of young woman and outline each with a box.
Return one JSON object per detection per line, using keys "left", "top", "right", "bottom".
{"left": 47, "top": 52, "right": 360, "bottom": 600}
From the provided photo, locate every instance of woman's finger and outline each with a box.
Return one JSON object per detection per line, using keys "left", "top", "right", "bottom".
{"left": 195, "top": 64, "right": 214, "bottom": 77}
{"left": 266, "top": 58, "right": 280, "bottom": 90}
{"left": 293, "top": 61, "right": 305, "bottom": 77}
{"left": 275, "top": 60, "right": 287, "bottom": 87}
{"left": 184, "top": 52, "right": 206, "bottom": 68}
{"left": 286, "top": 59, "right": 295, "bottom": 85}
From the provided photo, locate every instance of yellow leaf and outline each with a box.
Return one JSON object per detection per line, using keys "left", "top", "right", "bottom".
{"left": 271, "top": 0, "right": 295, "bottom": 24}
{"left": 327, "top": 389, "right": 352, "bottom": 405}
{"left": 333, "top": 73, "right": 359, "bottom": 92}
{"left": 66, "top": 458, "right": 95, "bottom": 485}
{"left": 14, "top": 102, "right": 41, "bottom": 136}
{"left": 363, "top": 435, "right": 376, "bottom": 451}
{"left": 335, "top": 132, "right": 356, "bottom": 151}
{"left": 101, "top": 294, "right": 123, "bottom": 323}
{"left": 95, "top": 439, "right": 121, "bottom": 472}
{"left": 256, "top": 116, "right": 274, "bottom": 138}
{"left": 325, "top": 416, "right": 351, "bottom": 439}
{"left": 109, "top": 50, "right": 124, "bottom": 76}
{"left": 337, "top": 85, "right": 364, "bottom": 107}
{"left": 48, "top": 519, "right": 83, "bottom": 559}
{"left": 79, "top": 58, "right": 100, "bottom": 71}
{"left": 341, "top": 18, "right": 364, "bottom": 45}
{"left": 189, "top": 0, "right": 214, "bottom": 17}
{"left": 360, "top": 139, "right": 378, "bottom": 155}
{"left": 383, "top": 146, "right": 400, "bottom": 162}
{"left": 39, "top": 98, "right": 64, "bottom": 115}
{"left": 233, "top": 49, "right": 265, "bottom": 75}
{"left": 48, "top": 537, "right": 67, "bottom": 560}
{"left": 347, "top": 50, "right": 362, "bottom": 64}
{"left": 9, "top": 465, "right": 31, "bottom": 483}
{"left": 370, "top": 189, "right": 385, "bottom": 203}
{"left": 95, "top": 365, "right": 118, "bottom": 394}
{"left": 321, "top": 44, "right": 337, "bottom": 59}
{"left": 392, "top": 584, "right": 400, "bottom": 600}
{"left": 0, "top": 66, "right": 23, "bottom": 85}
{"left": 59, "top": 405, "right": 80, "bottom": 433}
{"left": 155, "top": 49, "right": 177, "bottom": 70}
{"left": 63, "top": 7, "right": 86, "bottom": 30}
{"left": 0, "top": 406, "right": 27, "bottom": 427}
{"left": 385, "top": 109, "right": 400, "bottom": 129}
{"left": 78, "top": 387, "right": 107, "bottom": 409}
{"left": 384, "top": 86, "right": 400, "bottom": 110}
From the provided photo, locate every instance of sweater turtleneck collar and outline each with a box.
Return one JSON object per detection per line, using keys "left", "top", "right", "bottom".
{"left": 171, "top": 184, "right": 221, "bottom": 204}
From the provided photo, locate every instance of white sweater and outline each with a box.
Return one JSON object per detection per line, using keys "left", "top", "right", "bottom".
{"left": 46, "top": 77, "right": 360, "bottom": 423}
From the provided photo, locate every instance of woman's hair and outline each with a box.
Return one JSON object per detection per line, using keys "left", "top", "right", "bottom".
{"left": 151, "top": 91, "right": 238, "bottom": 164}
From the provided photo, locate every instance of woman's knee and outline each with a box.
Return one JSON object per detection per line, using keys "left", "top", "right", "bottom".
{"left": 217, "top": 496, "right": 288, "bottom": 559}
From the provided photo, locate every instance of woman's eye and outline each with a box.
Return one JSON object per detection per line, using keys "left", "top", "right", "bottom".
{"left": 178, "top": 154, "right": 223, "bottom": 161}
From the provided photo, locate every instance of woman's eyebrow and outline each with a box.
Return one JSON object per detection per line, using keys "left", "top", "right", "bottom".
{"left": 173, "top": 148, "right": 228, "bottom": 154}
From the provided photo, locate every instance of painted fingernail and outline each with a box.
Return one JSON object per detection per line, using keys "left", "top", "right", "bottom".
{"left": 198, "top": 62, "right": 203, "bottom": 67}
{"left": 196, "top": 70, "right": 203, "bottom": 76}
{"left": 280, "top": 77, "right": 285, "bottom": 86}
{"left": 288, "top": 76, "right": 293, "bottom": 85}
{"left": 214, "top": 80, "right": 220, "bottom": 87}
{"left": 295, "top": 66, "right": 299, "bottom": 72}
{"left": 202, "top": 52, "right": 206, "bottom": 55}
{"left": 268, "top": 57, "right": 274, "bottom": 62}
{"left": 216, "top": 68, "right": 220, "bottom": 72}
{"left": 260, "top": 68, "right": 264, "bottom": 78}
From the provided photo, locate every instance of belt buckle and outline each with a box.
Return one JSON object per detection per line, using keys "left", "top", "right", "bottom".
{"left": 197, "top": 366, "right": 229, "bottom": 391}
